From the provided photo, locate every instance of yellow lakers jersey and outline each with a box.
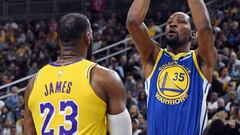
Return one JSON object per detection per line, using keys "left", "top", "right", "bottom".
{"left": 28, "top": 59, "right": 107, "bottom": 135}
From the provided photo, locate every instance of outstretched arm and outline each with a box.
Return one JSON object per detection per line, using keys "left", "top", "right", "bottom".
{"left": 188, "top": 0, "right": 217, "bottom": 81}
{"left": 24, "top": 77, "right": 37, "bottom": 135}
{"left": 126, "top": 0, "right": 160, "bottom": 78}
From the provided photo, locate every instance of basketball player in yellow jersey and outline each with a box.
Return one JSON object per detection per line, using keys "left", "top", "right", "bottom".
{"left": 24, "top": 13, "right": 132, "bottom": 135}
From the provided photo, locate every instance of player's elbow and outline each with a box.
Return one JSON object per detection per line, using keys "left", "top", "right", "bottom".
{"left": 198, "top": 26, "right": 214, "bottom": 41}
{"left": 197, "top": 24, "right": 213, "bottom": 34}
{"left": 126, "top": 17, "right": 141, "bottom": 29}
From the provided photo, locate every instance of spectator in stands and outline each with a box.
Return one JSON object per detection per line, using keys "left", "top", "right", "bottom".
{"left": 5, "top": 27, "right": 15, "bottom": 44}
{"left": 4, "top": 17, "right": 18, "bottom": 30}
{"left": 207, "top": 119, "right": 228, "bottom": 135}
{"left": 108, "top": 57, "right": 124, "bottom": 79}
{"left": 153, "top": 11, "right": 164, "bottom": 25}
{"left": 207, "top": 119, "right": 232, "bottom": 135}
{"left": 2, "top": 119, "right": 13, "bottom": 135}
{"left": 125, "top": 74, "right": 137, "bottom": 94}
{"left": 11, "top": 127, "right": 17, "bottom": 135}
{"left": 208, "top": 92, "right": 219, "bottom": 119}
{"left": 217, "top": 98, "right": 226, "bottom": 112}
{"left": 211, "top": 71, "right": 225, "bottom": 96}
{"left": 15, "top": 109, "right": 24, "bottom": 135}
{"left": 5, "top": 87, "right": 20, "bottom": 112}
{"left": 128, "top": 51, "right": 141, "bottom": 67}
{"left": 25, "top": 29, "right": 35, "bottom": 43}
{"left": 129, "top": 104, "right": 140, "bottom": 119}
{"left": 1, "top": 75, "right": 11, "bottom": 86}
{"left": 119, "top": 55, "right": 128, "bottom": 73}
{"left": 222, "top": 47, "right": 231, "bottom": 64}
{"left": 132, "top": 118, "right": 144, "bottom": 135}
{"left": 35, "top": 19, "right": 46, "bottom": 33}
{"left": 137, "top": 114, "right": 147, "bottom": 131}
{"left": 229, "top": 103, "right": 240, "bottom": 123}
{"left": 0, "top": 25, "right": 6, "bottom": 45}
{"left": 27, "top": 62, "right": 39, "bottom": 75}
{"left": 224, "top": 91, "right": 238, "bottom": 112}
{"left": 219, "top": 67, "right": 232, "bottom": 85}
{"left": 18, "top": 96, "right": 24, "bottom": 110}
{"left": 92, "top": 33, "right": 103, "bottom": 52}
{"left": 49, "top": 17, "right": 58, "bottom": 33}
{"left": 135, "top": 81, "right": 144, "bottom": 97}
{"left": 16, "top": 28, "right": 26, "bottom": 44}
{"left": 137, "top": 90, "right": 147, "bottom": 112}
{"left": 127, "top": 91, "right": 138, "bottom": 110}
{"left": 216, "top": 53, "right": 226, "bottom": 71}
{"left": 16, "top": 119, "right": 23, "bottom": 135}
{"left": 230, "top": 52, "right": 240, "bottom": 78}
{"left": 148, "top": 19, "right": 161, "bottom": 37}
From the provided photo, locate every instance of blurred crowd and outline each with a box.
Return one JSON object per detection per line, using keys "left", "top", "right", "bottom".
{"left": 0, "top": 0, "right": 239, "bottom": 135}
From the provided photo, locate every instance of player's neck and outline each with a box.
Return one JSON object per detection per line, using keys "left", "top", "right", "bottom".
{"left": 166, "top": 43, "right": 190, "bottom": 55}
{"left": 58, "top": 46, "right": 86, "bottom": 63}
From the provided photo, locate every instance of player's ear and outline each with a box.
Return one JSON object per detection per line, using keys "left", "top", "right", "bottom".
{"left": 84, "top": 31, "right": 91, "bottom": 45}
{"left": 191, "top": 31, "right": 197, "bottom": 40}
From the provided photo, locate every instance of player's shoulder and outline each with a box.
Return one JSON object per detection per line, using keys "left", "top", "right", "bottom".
{"left": 91, "top": 64, "right": 123, "bottom": 90}
{"left": 91, "top": 65, "right": 125, "bottom": 100}
{"left": 91, "top": 64, "right": 124, "bottom": 99}
{"left": 93, "top": 65, "right": 119, "bottom": 82}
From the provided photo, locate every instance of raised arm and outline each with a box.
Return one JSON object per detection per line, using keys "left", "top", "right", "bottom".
{"left": 188, "top": 0, "right": 217, "bottom": 81}
{"left": 126, "top": 0, "right": 160, "bottom": 78}
{"left": 24, "top": 77, "right": 37, "bottom": 135}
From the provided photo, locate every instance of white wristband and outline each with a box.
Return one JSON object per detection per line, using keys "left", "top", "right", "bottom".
{"left": 107, "top": 109, "right": 132, "bottom": 135}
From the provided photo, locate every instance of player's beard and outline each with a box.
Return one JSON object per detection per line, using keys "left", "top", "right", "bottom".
{"left": 165, "top": 34, "right": 189, "bottom": 49}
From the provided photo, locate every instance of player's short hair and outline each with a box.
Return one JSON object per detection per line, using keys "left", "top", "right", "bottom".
{"left": 57, "top": 13, "right": 90, "bottom": 45}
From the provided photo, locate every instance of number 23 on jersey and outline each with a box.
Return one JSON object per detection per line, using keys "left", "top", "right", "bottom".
{"left": 40, "top": 100, "right": 79, "bottom": 135}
